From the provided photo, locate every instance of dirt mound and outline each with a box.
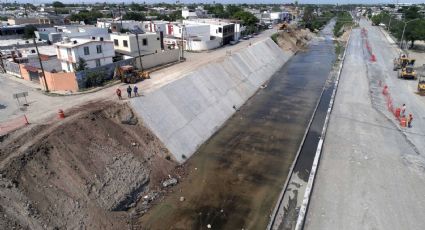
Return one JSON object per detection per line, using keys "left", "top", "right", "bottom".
{"left": 274, "top": 26, "right": 314, "bottom": 53}
{"left": 0, "top": 102, "right": 176, "bottom": 229}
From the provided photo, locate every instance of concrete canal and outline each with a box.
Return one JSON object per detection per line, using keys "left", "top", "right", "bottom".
{"left": 139, "top": 21, "right": 336, "bottom": 230}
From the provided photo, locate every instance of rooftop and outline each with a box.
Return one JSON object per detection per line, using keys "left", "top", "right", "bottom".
{"left": 54, "top": 37, "right": 112, "bottom": 48}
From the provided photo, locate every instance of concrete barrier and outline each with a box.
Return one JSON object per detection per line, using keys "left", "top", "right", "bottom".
{"left": 131, "top": 38, "right": 292, "bottom": 162}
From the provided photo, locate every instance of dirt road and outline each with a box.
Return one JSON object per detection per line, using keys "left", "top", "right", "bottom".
{"left": 304, "top": 19, "right": 425, "bottom": 230}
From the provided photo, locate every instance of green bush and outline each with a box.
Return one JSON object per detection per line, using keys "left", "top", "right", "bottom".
{"left": 84, "top": 71, "right": 107, "bottom": 88}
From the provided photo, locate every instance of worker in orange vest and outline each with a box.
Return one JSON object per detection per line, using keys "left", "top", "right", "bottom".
{"left": 116, "top": 88, "right": 122, "bottom": 100}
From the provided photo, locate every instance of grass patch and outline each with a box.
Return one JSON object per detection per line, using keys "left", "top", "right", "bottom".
{"left": 333, "top": 11, "right": 353, "bottom": 37}
{"left": 271, "top": 33, "right": 278, "bottom": 44}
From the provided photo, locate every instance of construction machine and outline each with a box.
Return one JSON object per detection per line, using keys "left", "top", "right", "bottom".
{"left": 398, "top": 60, "right": 416, "bottom": 80}
{"left": 278, "top": 22, "right": 289, "bottom": 30}
{"left": 393, "top": 54, "right": 414, "bottom": 71}
{"left": 418, "top": 75, "right": 425, "bottom": 95}
{"left": 115, "top": 65, "right": 150, "bottom": 84}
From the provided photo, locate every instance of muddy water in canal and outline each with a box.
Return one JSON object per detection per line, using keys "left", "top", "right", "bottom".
{"left": 139, "top": 23, "right": 336, "bottom": 230}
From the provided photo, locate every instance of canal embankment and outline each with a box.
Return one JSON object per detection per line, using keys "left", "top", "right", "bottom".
{"left": 130, "top": 38, "right": 293, "bottom": 162}
{"left": 137, "top": 21, "right": 337, "bottom": 229}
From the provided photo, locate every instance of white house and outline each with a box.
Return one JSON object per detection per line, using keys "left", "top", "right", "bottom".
{"left": 184, "top": 19, "right": 241, "bottom": 45}
{"left": 55, "top": 37, "right": 114, "bottom": 72}
{"left": 110, "top": 32, "right": 162, "bottom": 57}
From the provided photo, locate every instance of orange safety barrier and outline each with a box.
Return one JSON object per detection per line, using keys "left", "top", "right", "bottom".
{"left": 0, "top": 115, "right": 29, "bottom": 136}
{"left": 382, "top": 85, "right": 388, "bottom": 95}
{"left": 400, "top": 117, "right": 407, "bottom": 127}
{"left": 58, "top": 109, "right": 65, "bottom": 119}
{"left": 395, "top": 108, "right": 401, "bottom": 120}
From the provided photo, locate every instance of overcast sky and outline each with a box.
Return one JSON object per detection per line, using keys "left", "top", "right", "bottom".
{"left": 6, "top": 0, "right": 424, "bottom": 5}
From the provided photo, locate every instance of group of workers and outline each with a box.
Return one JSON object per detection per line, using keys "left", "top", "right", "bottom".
{"left": 401, "top": 104, "right": 413, "bottom": 128}
{"left": 116, "top": 85, "right": 139, "bottom": 100}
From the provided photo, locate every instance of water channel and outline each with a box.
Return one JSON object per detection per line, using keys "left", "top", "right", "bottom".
{"left": 139, "top": 21, "right": 336, "bottom": 230}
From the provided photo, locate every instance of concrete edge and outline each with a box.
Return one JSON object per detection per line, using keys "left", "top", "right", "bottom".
{"left": 294, "top": 29, "right": 352, "bottom": 230}
{"left": 267, "top": 36, "right": 338, "bottom": 229}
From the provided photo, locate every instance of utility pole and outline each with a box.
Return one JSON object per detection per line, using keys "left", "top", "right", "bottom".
{"left": 33, "top": 37, "right": 49, "bottom": 92}
{"left": 180, "top": 25, "right": 185, "bottom": 61}
{"left": 135, "top": 33, "right": 144, "bottom": 71}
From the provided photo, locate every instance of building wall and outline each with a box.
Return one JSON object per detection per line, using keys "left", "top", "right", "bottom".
{"left": 41, "top": 71, "right": 79, "bottom": 92}
{"left": 134, "top": 49, "right": 179, "bottom": 70}
{"left": 173, "top": 24, "right": 210, "bottom": 42}
{"left": 111, "top": 33, "right": 161, "bottom": 57}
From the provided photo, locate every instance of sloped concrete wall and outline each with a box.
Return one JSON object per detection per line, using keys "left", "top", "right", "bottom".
{"left": 131, "top": 38, "right": 292, "bottom": 162}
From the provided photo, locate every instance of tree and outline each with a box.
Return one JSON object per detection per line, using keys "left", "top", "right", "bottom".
{"left": 23, "top": 25, "right": 37, "bottom": 39}
{"left": 122, "top": 12, "right": 145, "bottom": 21}
{"left": 232, "top": 11, "right": 258, "bottom": 26}
{"left": 52, "top": 1, "right": 65, "bottom": 8}
{"left": 76, "top": 57, "right": 87, "bottom": 71}
{"left": 69, "top": 11, "right": 104, "bottom": 24}
{"left": 271, "top": 6, "right": 281, "bottom": 12}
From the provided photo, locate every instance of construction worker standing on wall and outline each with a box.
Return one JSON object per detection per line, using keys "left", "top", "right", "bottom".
{"left": 116, "top": 88, "right": 122, "bottom": 100}
{"left": 401, "top": 104, "right": 406, "bottom": 117}
{"left": 134, "top": 85, "right": 139, "bottom": 97}
{"left": 407, "top": 114, "right": 413, "bottom": 128}
{"left": 127, "top": 85, "right": 132, "bottom": 98}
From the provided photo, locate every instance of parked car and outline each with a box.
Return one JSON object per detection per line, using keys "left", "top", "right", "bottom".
{"left": 268, "top": 25, "right": 273, "bottom": 29}
{"left": 242, "top": 36, "right": 249, "bottom": 40}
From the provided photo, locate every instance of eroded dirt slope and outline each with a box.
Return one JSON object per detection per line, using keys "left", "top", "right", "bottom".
{"left": 0, "top": 102, "right": 176, "bottom": 229}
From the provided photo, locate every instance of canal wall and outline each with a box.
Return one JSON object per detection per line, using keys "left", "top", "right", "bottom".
{"left": 131, "top": 38, "right": 292, "bottom": 162}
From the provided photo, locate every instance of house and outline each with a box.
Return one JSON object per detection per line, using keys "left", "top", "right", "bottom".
{"left": 164, "top": 22, "right": 223, "bottom": 51}
{"left": 36, "top": 25, "right": 110, "bottom": 43}
{"left": 55, "top": 37, "right": 114, "bottom": 72}
{"left": 110, "top": 32, "right": 162, "bottom": 58}
{"left": 97, "top": 19, "right": 145, "bottom": 33}
{"left": 184, "top": 19, "right": 241, "bottom": 45}
{"left": 181, "top": 7, "right": 210, "bottom": 19}
{"left": 110, "top": 32, "right": 179, "bottom": 70}
{"left": 7, "top": 15, "right": 64, "bottom": 25}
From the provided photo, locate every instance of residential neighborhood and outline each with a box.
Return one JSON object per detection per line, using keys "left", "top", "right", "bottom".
{"left": 1, "top": 2, "right": 294, "bottom": 93}
{"left": 2, "top": 2, "right": 425, "bottom": 230}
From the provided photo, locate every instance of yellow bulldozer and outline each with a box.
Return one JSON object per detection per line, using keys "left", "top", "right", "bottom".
{"left": 393, "top": 54, "right": 414, "bottom": 71}
{"left": 278, "top": 22, "right": 289, "bottom": 30}
{"left": 399, "top": 66, "right": 417, "bottom": 80}
{"left": 114, "top": 65, "right": 150, "bottom": 84}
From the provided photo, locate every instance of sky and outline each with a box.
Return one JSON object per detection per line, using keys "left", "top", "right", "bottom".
{"left": 5, "top": 0, "right": 425, "bottom": 5}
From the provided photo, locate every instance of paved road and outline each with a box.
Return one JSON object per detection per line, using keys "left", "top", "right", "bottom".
{"left": 305, "top": 19, "right": 425, "bottom": 230}
{"left": 0, "top": 29, "right": 276, "bottom": 124}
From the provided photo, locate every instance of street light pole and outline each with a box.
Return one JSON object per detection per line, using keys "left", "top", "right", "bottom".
{"left": 400, "top": 18, "right": 419, "bottom": 50}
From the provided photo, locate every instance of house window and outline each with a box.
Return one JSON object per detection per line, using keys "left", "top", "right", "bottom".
{"left": 142, "top": 38, "right": 147, "bottom": 46}
{"left": 96, "top": 45, "right": 102, "bottom": 53}
{"left": 67, "top": 48, "right": 71, "bottom": 56}
{"left": 218, "top": 27, "right": 223, "bottom": 33}
{"left": 84, "top": 46, "right": 90, "bottom": 55}
{"left": 67, "top": 62, "right": 71, "bottom": 72}
{"left": 123, "top": 40, "right": 128, "bottom": 47}
{"left": 95, "top": 59, "right": 101, "bottom": 67}
{"left": 114, "top": 39, "right": 118, "bottom": 46}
